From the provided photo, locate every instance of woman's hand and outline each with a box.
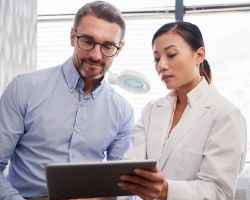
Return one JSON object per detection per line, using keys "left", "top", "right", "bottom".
{"left": 118, "top": 167, "right": 168, "bottom": 200}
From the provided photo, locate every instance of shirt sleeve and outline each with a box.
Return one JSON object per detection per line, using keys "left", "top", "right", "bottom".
{"left": 106, "top": 104, "right": 135, "bottom": 161}
{"left": 122, "top": 103, "right": 151, "bottom": 161}
{"left": 0, "top": 76, "right": 26, "bottom": 200}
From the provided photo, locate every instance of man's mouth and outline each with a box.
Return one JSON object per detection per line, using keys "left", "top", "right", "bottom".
{"left": 86, "top": 61, "right": 102, "bottom": 66}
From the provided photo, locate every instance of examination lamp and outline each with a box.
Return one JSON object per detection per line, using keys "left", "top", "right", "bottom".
{"left": 108, "top": 70, "right": 151, "bottom": 94}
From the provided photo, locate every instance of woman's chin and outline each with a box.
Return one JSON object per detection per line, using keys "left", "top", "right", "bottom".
{"left": 164, "top": 83, "right": 176, "bottom": 90}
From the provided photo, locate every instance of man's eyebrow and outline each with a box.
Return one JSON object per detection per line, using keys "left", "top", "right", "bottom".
{"left": 77, "top": 33, "right": 117, "bottom": 45}
{"left": 76, "top": 33, "right": 93, "bottom": 39}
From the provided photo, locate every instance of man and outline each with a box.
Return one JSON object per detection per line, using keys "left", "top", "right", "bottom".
{"left": 0, "top": 1, "right": 134, "bottom": 199}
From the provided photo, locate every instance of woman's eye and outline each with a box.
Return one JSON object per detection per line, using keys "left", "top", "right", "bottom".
{"left": 167, "top": 53, "right": 176, "bottom": 58}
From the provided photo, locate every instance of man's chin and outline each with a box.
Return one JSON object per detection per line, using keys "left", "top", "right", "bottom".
{"left": 79, "top": 68, "right": 106, "bottom": 80}
{"left": 85, "top": 73, "right": 104, "bottom": 80}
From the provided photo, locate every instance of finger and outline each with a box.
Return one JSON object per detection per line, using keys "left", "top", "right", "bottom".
{"left": 120, "top": 173, "right": 164, "bottom": 193}
{"left": 133, "top": 168, "right": 163, "bottom": 182}
{"left": 120, "top": 174, "right": 151, "bottom": 186}
{"left": 119, "top": 181, "right": 159, "bottom": 200}
{"left": 120, "top": 173, "right": 167, "bottom": 198}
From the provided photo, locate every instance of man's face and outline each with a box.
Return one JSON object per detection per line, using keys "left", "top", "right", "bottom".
{"left": 70, "top": 15, "right": 124, "bottom": 80}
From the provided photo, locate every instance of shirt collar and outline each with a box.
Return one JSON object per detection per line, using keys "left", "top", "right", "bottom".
{"left": 62, "top": 57, "right": 80, "bottom": 93}
{"left": 62, "top": 57, "right": 106, "bottom": 98}
{"left": 186, "top": 77, "right": 209, "bottom": 107}
{"left": 166, "top": 90, "right": 177, "bottom": 105}
{"left": 77, "top": 76, "right": 106, "bottom": 99}
{"left": 91, "top": 77, "right": 106, "bottom": 99}
{"left": 165, "top": 77, "right": 209, "bottom": 107}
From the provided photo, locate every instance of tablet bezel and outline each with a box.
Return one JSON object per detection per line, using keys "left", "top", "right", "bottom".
{"left": 46, "top": 160, "right": 157, "bottom": 199}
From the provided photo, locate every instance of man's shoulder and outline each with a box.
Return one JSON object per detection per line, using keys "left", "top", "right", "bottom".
{"left": 20, "top": 65, "right": 61, "bottom": 79}
{"left": 105, "top": 83, "right": 133, "bottom": 109}
{"left": 17, "top": 65, "right": 62, "bottom": 84}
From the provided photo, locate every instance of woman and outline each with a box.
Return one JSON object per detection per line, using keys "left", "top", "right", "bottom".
{"left": 118, "top": 21, "right": 247, "bottom": 200}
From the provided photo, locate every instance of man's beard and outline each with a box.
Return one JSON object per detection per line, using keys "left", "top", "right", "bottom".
{"left": 77, "top": 57, "right": 108, "bottom": 80}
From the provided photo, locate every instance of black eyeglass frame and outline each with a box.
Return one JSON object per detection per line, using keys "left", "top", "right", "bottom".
{"left": 75, "top": 32, "right": 120, "bottom": 57}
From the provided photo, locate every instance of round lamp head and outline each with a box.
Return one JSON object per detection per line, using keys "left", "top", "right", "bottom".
{"left": 108, "top": 70, "right": 150, "bottom": 94}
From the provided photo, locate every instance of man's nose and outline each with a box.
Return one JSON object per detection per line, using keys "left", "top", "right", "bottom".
{"left": 89, "top": 44, "right": 103, "bottom": 60}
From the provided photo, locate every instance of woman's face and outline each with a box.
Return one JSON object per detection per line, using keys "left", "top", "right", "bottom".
{"left": 152, "top": 31, "right": 204, "bottom": 92}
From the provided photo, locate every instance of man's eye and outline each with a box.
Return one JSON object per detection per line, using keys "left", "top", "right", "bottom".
{"left": 81, "top": 38, "right": 94, "bottom": 45}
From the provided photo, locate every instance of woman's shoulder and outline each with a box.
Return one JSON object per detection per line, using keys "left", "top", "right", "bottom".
{"left": 206, "top": 84, "right": 242, "bottom": 115}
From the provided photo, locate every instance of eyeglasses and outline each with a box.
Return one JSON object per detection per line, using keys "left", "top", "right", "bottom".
{"left": 75, "top": 33, "right": 120, "bottom": 57}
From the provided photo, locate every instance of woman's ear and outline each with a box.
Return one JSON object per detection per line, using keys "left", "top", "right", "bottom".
{"left": 196, "top": 47, "right": 205, "bottom": 64}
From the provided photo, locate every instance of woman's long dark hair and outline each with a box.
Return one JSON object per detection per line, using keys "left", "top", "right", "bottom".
{"left": 152, "top": 21, "right": 212, "bottom": 84}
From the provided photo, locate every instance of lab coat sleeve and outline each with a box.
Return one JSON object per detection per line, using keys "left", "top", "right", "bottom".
{"left": 166, "top": 108, "right": 247, "bottom": 200}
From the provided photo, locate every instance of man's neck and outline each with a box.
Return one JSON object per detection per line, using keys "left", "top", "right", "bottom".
{"left": 82, "top": 77, "right": 102, "bottom": 96}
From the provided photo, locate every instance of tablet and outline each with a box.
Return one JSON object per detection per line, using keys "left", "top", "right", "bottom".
{"left": 45, "top": 160, "right": 157, "bottom": 200}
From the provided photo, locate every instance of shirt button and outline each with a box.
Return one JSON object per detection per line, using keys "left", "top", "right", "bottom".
{"left": 75, "top": 128, "right": 80, "bottom": 133}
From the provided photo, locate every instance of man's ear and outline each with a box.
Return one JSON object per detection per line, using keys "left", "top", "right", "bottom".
{"left": 70, "top": 28, "right": 76, "bottom": 47}
{"left": 196, "top": 47, "right": 205, "bottom": 64}
{"left": 115, "top": 41, "right": 125, "bottom": 56}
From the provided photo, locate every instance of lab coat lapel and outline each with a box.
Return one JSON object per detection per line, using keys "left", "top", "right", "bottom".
{"left": 159, "top": 104, "right": 209, "bottom": 169}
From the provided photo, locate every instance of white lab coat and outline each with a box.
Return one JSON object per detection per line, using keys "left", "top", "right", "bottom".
{"left": 124, "top": 80, "right": 247, "bottom": 200}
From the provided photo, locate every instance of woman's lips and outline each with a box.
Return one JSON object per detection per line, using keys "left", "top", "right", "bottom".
{"left": 161, "top": 74, "right": 174, "bottom": 81}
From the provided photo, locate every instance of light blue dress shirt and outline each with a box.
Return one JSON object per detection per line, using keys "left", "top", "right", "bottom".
{"left": 0, "top": 57, "right": 134, "bottom": 199}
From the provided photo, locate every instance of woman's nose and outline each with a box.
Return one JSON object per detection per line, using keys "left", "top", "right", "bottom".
{"left": 157, "top": 57, "right": 169, "bottom": 71}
